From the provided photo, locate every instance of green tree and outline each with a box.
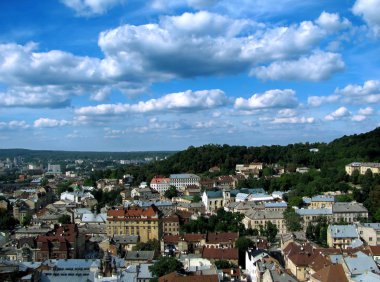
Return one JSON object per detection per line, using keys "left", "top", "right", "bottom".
{"left": 0, "top": 209, "right": 19, "bottom": 230}
{"left": 132, "top": 239, "right": 160, "bottom": 253}
{"left": 283, "top": 207, "right": 302, "bottom": 231}
{"left": 164, "top": 186, "right": 178, "bottom": 199}
{"left": 149, "top": 256, "right": 184, "bottom": 278}
{"left": 235, "top": 237, "right": 254, "bottom": 252}
{"left": 22, "top": 214, "right": 32, "bottom": 226}
{"left": 259, "top": 222, "right": 278, "bottom": 243}
{"left": 191, "top": 194, "right": 202, "bottom": 203}
{"left": 58, "top": 214, "right": 71, "bottom": 224}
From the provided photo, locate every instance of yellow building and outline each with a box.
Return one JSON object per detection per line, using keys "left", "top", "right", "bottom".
{"left": 345, "top": 162, "right": 380, "bottom": 175}
{"left": 106, "top": 205, "right": 162, "bottom": 243}
{"left": 309, "top": 195, "right": 335, "bottom": 209}
{"left": 327, "top": 225, "right": 359, "bottom": 249}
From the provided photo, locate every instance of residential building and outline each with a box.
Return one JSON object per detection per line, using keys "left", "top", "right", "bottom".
{"left": 357, "top": 223, "right": 380, "bottom": 246}
{"left": 310, "top": 195, "right": 335, "bottom": 209}
{"left": 46, "top": 164, "right": 61, "bottom": 174}
{"left": 159, "top": 272, "right": 218, "bottom": 282}
{"left": 170, "top": 174, "right": 201, "bottom": 190}
{"left": 236, "top": 163, "right": 263, "bottom": 176}
{"left": 202, "top": 190, "right": 224, "bottom": 212}
{"left": 327, "top": 225, "right": 359, "bottom": 249}
{"left": 332, "top": 202, "right": 368, "bottom": 222}
{"left": 205, "top": 232, "right": 238, "bottom": 248}
{"left": 35, "top": 224, "right": 82, "bottom": 261}
{"left": 106, "top": 204, "right": 162, "bottom": 242}
{"left": 345, "top": 162, "right": 380, "bottom": 175}
{"left": 296, "top": 208, "right": 333, "bottom": 228}
{"left": 161, "top": 233, "right": 206, "bottom": 255}
{"left": 150, "top": 176, "right": 171, "bottom": 194}
{"left": 243, "top": 209, "right": 287, "bottom": 234}
{"left": 201, "top": 247, "right": 238, "bottom": 265}
{"left": 163, "top": 214, "right": 180, "bottom": 236}
{"left": 342, "top": 251, "right": 380, "bottom": 278}
{"left": 124, "top": 251, "right": 155, "bottom": 265}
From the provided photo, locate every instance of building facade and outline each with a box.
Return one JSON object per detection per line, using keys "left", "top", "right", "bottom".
{"left": 106, "top": 205, "right": 162, "bottom": 242}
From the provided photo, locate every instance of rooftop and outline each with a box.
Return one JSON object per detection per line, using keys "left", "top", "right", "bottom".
{"left": 329, "top": 225, "right": 359, "bottom": 238}
{"left": 332, "top": 202, "right": 368, "bottom": 213}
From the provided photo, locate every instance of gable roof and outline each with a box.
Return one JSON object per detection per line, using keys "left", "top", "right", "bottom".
{"left": 311, "top": 264, "right": 348, "bottom": 282}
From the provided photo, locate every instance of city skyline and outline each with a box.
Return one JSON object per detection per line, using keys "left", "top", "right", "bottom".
{"left": 0, "top": 0, "right": 379, "bottom": 151}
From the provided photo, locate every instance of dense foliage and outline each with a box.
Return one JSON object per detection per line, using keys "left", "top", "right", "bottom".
{"left": 306, "top": 217, "right": 328, "bottom": 247}
{"left": 180, "top": 209, "right": 246, "bottom": 234}
{"left": 149, "top": 256, "right": 184, "bottom": 278}
{"left": 214, "top": 260, "right": 237, "bottom": 269}
{"left": 283, "top": 207, "right": 302, "bottom": 232}
{"left": 132, "top": 239, "right": 160, "bottom": 253}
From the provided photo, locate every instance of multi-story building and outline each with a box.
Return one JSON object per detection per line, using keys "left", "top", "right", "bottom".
{"left": 162, "top": 214, "right": 180, "bottom": 236}
{"left": 106, "top": 205, "right": 162, "bottom": 242}
{"left": 345, "top": 162, "right": 380, "bottom": 175}
{"left": 309, "top": 195, "right": 335, "bottom": 209}
{"left": 169, "top": 174, "right": 201, "bottom": 190}
{"left": 35, "top": 224, "right": 82, "bottom": 261}
{"left": 235, "top": 163, "right": 263, "bottom": 176}
{"left": 243, "top": 210, "right": 287, "bottom": 234}
{"left": 295, "top": 208, "right": 333, "bottom": 228}
{"left": 150, "top": 176, "right": 171, "bottom": 194}
{"left": 357, "top": 223, "right": 380, "bottom": 246}
{"left": 332, "top": 202, "right": 368, "bottom": 222}
{"left": 327, "top": 225, "right": 359, "bottom": 249}
{"left": 202, "top": 190, "right": 224, "bottom": 212}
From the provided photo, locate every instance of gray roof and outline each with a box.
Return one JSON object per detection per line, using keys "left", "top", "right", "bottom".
{"left": 264, "top": 202, "right": 287, "bottom": 208}
{"left": 113, "top": 235, "right": 139, "bottom": 244}
{"left": 362, "top": 223, "right": 380, "bottom": 230}
{"left": 205, "top": 190, "right": 223, "bottom": 199}
{"left": 311, "top": 195, "right": 335, "bottom": 202}
{"left": 268, "top": 268, "right": 298, "bottom": 282}
{"left": 333, "top": 202, "right": 368, "bottom": 213}
{"left": 352, "top": 272, "right": 380, "bottom": 282}
{"left": 329, "top": 225, "right": 358, "bottom": 238}
{"left": 170, "top": 174, "right": 200, "bottom": 179}
{"left": 344, "top": 251, "right": 379, "bottom": 275}
{"left": 296, "top": 208, "right": 332, "bottom": 216}
{"left": 125, "top": 251, "right": 155, "bottom": 261}
{"left": 246, "top": 210, "right": 284, "bottom": 220}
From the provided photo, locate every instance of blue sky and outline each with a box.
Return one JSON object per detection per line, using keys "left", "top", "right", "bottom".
{"left": 0, "top": 0, "right": 379, "bottom": 151}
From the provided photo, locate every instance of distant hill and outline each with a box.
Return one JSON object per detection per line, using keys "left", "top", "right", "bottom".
{"left": 147, "top": 127, "right": 380, "bottom": 175}
{"left": 0, "top": 148, "right": 176, "bottom": 161}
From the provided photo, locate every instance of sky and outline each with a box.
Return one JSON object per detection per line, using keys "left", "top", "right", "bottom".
{"left": 0, "top": 0, "right": 379, "bottom": 151}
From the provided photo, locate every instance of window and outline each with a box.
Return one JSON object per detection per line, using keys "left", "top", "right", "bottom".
{"left": 369, "top": 237, "right": 373, "bottom": 241}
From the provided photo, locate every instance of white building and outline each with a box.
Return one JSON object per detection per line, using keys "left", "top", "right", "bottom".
{"left": 47, "top": 164, "right": 61, "bottom": 174}
{"left": 150, "top": 176, "right": 171, "bottom": 194}
{"left": 170, "top": 174, "right": 200, "bottom": 190}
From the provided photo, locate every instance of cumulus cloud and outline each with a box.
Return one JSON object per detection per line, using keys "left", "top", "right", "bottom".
{"left": 271, "top": 116, "right": 315, "bottom": 124}
{"left": 76, "top": 89, "right": 228, "bottom": 116}
{"left": 60, "top": 0, "right": 124, "bottom": 16}
{"left": 0, "top": 11, "right": 349, "bottom": 108}
{"left": 324, "top": 106, "right": 350, "bottom": 121}
{"left": 307, "top": 94, "right": 340, "bottom": 107}
{"left": 352, "top": 0, "right": 380, "bottom": 36}
{"left": 316, "top": 11, "right": 351, "bottom": 32}
{"left": 0, "top": 120, "right": 29, "bottom": 130}
{"left": 335, "top": 80, "right": 380, "bottom": 104}
{"left": 351, "top": 115, "right": 366, "bottom": 122}
{"left": 252, "top": 51, "right": 345, "bottom": 81}
{"left": 33, "top": 118, "right": 71, "bottom": 128}
{"left": 358, "top": 106, "right": 374, "bottom": 115}
{"left": 234, "top": 89, "right": 298, "bottom": 110}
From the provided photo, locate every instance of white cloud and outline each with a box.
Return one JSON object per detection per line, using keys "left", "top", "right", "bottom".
{"left": 252, "top": 51, "right": 345, "bottom": 81}
{"left": 271, "top": 116, "right": 315, "bottom": 124}
{"left": 353, "top": 0, "right": 380, "bottom": 36}
{"left": 234, "top": 89, "right": 298, "bottom": 110}
{"left": 60, "top": 0, "right": 124, "bottom": 16}
{"left": 33, "top": 118, "right": 71, "bottom": 128}
{"left": 335, "top": 80, "right": 380, "bottom": 104}
{"left": 307, "top": 94, "right": 340, "bottom": 107}
{"left": 358, "top": 106, "right": 374, "bottom": 115}
{"left": 76, "top": 89, "right": 228, "bottom": 116}
{"left": 0, "top": 11, "right": 349, "bottom": 109}
{"left": 277, "top": 109, "right": 297, "bottom": 117}
{"left": 0, "top": 120, "right": 29, "bottom": 130}
{"left": 324, "top": 106, "right": 350, "bottom": 121}
{"left": 316, "top": 11, "right": 351, "bottom": 32}
{"left": 351, "top": 115, "right": 367, "bottom": 122}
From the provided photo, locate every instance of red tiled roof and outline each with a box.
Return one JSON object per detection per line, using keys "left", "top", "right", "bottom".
{"left": 107, "top": 205, "right": 159, "bottom": 218}
{"left": 369, "top": 245, "right": 380, "bottom": 255}
{"left": 202, "top": 247, "right": 238, "bottom": 260}
{"left": 311, "top": 264, "right": 348, "bottom": 282}
{"left": 163, "top": 214, "right": 179, "bottom": 223}
{"left": 206, "top": 232, "right": 238, "bottom": 244}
